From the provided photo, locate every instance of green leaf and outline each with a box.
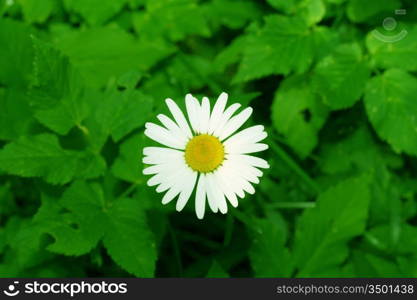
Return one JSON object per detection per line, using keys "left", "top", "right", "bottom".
{"left": 272, "top": 75, "right": 329, "bottom": 158}
{"left": 398, "top": 256, "right": 417, "bottom": 277}
{"left": 0, "top": 18, "right": 34, "bottom": 87}
{"left": 352, "top": 251, "right": 403, "bottom": 277}
{"left": 249, "top": 215, "right": 293, "bottom": 277}
{"left": 63, "top": 0, "right": 127, "bottom": 25}
{"left": 347, "top": 0, "right": 401, "bottom": 23}
{"left": 132, "top": 0, "right": 210, "bottom": 42}
{"left": 34, "top": 182, "right": 157, "bottom": 277}
{"left": 117, "top": 70, "right": 143, "bottom": 90}
{"left": 364, "top": 69, "right": 417, "bottom": 155}
{"left": 167, "top": 54, "right": 214, "bottom": 91}
{"left": 207, "top": 0, "right": 262, "bottom": 29}
{"left": 0, "top": 183, "right": 15, "bottom": 216}
{"left": 0, "top": 134, "right": 104, "bottom": 184}
{"left": 206, "top": 261, "right": 229, "bottom": 278}
{"left": 319, "top": 126, "right": 402, "bottom": 174}
{"left": 366, "top": 223, "right": 417, "bottom": 255}
{"left": 267, "top": 0, "right": 295, "bottom": 12}
{"left": 112, "top": 133, "right": 147, "bottom": 183}
{"left": 103, "top": 197, "right": 157, "bottom": 277}
{"left": 367, "top": 166, "right": 403, "bottom": 227}
{"left": 17, "top": 0, "right": 55, "bottom": 24}
{"left": 268, "top": 0, "right": 326, "bottom": 26}
{"left": 303, "top": 0, "right": 326, "bottom": 25}
{"left": 312, "top": 43, "right": 370, "bottom": 110}
{"left": 37, "top": 184, "right": 105, "bottom": 256}
{"left": 213, "top": 35, "right": 247, "bottom": 73}
{"left": 30, "top": 37, "right": 88, "bottom": 135}
{"left": 366, "top": 25, "right": 417, "bottom": 72}
{"left": 54, "top": 26, "right": 175, "bottom": 87}
{"left": 294, "top": 176, "right": 370, "bottom": 276}
{"left": 7, "top": 217, "right": 52, "bottom": 270}
{"left": 0, "top": 88, "right": 35, "bottom": 141}
{"left": 234, "top": 15, "right": 315, "bottom": 82}
{"left": 95, "top": 89, "right": 153, "bottom": 142}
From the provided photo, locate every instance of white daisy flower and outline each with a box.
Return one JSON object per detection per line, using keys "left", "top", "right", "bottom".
{"left": 142, "top": 92, "right": 269, "bottom": 219}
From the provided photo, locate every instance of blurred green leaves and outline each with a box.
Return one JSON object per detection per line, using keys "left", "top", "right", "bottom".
{"left": 234, "top": 15, "right": 316, "bottom": 82}
{"left": 63, "top": 0, "right": 128, "bottom": 25}
{"left": 53, "top": 26, "right": 174, "bottom": 87}
{"left": 0, "top": 134, "right": 105, "bottom": 184}
{"left": 365, "top": 69, "right": 417, "bottom": 155}
{"left": 347, "top": 0, "right": 401, "bottom": 23}
{"left": 249, "top": 214, "right": 293, "bottom": 277}
{"left": 366, "top": 25, "right": 417, "bottom": 72}
{"left": 0, "top": 18, "right": 34, "bottom": 87}
{"left": 272, "top": 75, "right": 328, "bottom": 158}
{"left": 36, "top": 181, "right": 157, "bottom": 276}
{"left": 312, "top": 43, "right": 370, "bottom": 110}
{"left": 294, "top": 176, "right": 370, "bottom": 276}
{"left": 0, "top": 0, "right": 417, "bottom": 279}
{"left": 30, "top": 37, "right": 88, "bottom": 135}
{"left": 133, "top": 0, "right": 210, "bottom": 41}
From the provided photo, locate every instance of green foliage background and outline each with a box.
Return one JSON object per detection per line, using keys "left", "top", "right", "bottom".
{"left": 0, "top": 0, "right": 417, "bottom": 278}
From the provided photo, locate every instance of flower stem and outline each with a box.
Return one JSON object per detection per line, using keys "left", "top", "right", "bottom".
{"left": 268, "top": 202, "right": 316, "bottom": 209}
{"left": 269, "top": 137, "right": 321, "bottom": 194}
{"left": 118, "top": 183, "right": 138, "bottom": 199}
{"left": 229, "top": 208, "right": 253, "bottom": 227}
{"left": 223, "top": 214, "right": 234, "bottom": 247}
{"left": 168, "top": 223, "right": 183, "bottom": 276}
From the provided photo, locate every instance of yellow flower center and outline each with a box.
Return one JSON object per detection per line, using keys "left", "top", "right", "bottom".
{"left": 184, "top": 134, "right": 225, "bottom": 173}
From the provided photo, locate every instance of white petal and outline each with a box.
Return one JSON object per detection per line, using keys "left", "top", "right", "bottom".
{"left": 208, "top": 92, "right": 227, "bottom": 134}
{"left": 157, "top": 114, "right": 188, "bottom": 143}
{"left": 176, "top": 170, "right": 197, "bottom": 211}
{"left": 193, "top": 97, "right": 203, "bottom": 133}
{"left": 214, "top": 167, "right": 238, "bottom": 208}
{"left": 154, "top": 164, "right": 190, "bottom": 193}
{"left": 224, "top": 160, "right": 260, "bottom": 184}
{"left": 156, "top": 175, "right": 182, "bottom": 193}
{"left": 219, "top": 163, "right": 248, "bottom": 198}
{"left": 155, "top": 181, "right": 174, "bottom": 193}
{"left": 142, "top": 148, "right": 184, "bottom": 165}
{"left": 226, "top": 164, "right": 255, "bottom": 194}
{"left": 147, "top": 173, "right": 164, "bottom": 186}
{"left": 228, "top": 154, "right": 270, "bottom": 169}
{"left": 218, "top": 107, "right": 253, "bottom": 141}
{"left": 212, "top": 103, "right": 241, "bottom": 137}
{"left": 208, "top": 173, "right": 228, "bottom": 214}
{"left": 205, "top": 174, "right": 218, "bottom": 213}
{"left": 147, "top": 163, "right": 185, "bottom": 186}
{"left": 143, "top": 147, "right": 183, "bottom": 157}
{"left": 185, "top": 94, "right": 200, "bottom": 133}
{"left": 156, "top": 182, "right": 171, "bottom": 193}
{"left": 159, "top": 166, "right": 192, "bottom": 203}
{"left": 227, "top": 143, "right": 268, "bottom": 154}
{"left": 195, "top": 174, "right": 207, "bottom": 219}
{"left": 166, "top": 98, "right": 192, "bottom": 138}
{"left": 145, "top": 123, "right": 186, "bottom": 149}
{"left": 143, "top": 164, "right": 169, "bottom": 175}
{"left": 198, "top": 96, "right": 210, "bottom": 134}
{"left": 223, "top": 125, "right": 266, "bottom": 147}
{"left": 146, "top": 159, "right": 188, "bottom": 187}
{"left": 142, "top": 155, "right": 183, "bottom": 166}
{"left": 161, "top": 185, "right": 182, "bottom": 205}
{"left": 240, "top": 178, "right": 255, "bottom": 194}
